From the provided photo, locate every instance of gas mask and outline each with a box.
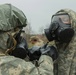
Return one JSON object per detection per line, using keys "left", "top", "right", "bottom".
{"left": 45, "top": 13, "right": 74, "bottom": 43}
{"left": 0, "top": 29, "right": 28, "bottom": 59}
{"left": 9, "top": 30, "right": 28, "bottom": 59}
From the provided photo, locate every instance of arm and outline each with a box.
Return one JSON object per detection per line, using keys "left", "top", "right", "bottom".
{"left": 38, "top": 55, "right": 54, "bottom": 75}
{"left": 0, "top": 56, "right": 38, "bottom": 75}
{"left": 0, "top": 56, "right": 53, "bottom": 75}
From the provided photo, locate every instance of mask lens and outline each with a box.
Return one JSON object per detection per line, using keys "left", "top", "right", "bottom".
{"left": 52, "top": 14, "right": 71, "bottom": 24}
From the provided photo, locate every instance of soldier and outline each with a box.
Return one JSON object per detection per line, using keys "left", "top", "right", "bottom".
{"left": 45, "top": 9, "right": 76, "bottom": 75}
{"left": 0, "top": 3, "right": 58, "bottom": 75}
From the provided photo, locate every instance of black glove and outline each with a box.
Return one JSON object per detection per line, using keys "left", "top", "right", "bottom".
{"left": 41, "top": 45, "right": 58, "bottom": 61}
{"left": 28, "top": 42, "right": 58, "bottom": 61}
{"left": 28, "top": 43, "right": 49, "bottom": 61}
{"left": 28, "top": 46, "right": 41, "bottom": 61}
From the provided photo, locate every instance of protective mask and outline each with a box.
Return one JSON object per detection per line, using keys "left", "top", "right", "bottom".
{"left": 45, "top": 14, "right": 74, "bottom": 43}
{"left": 9, "top": 30, "right": 28, "bottom": 59}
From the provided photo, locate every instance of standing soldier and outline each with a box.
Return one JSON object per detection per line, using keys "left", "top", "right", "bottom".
{"left": 45, "top": 9, "right": 76, "bottom": 75}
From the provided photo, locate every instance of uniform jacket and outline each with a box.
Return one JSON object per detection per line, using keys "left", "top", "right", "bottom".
{"left": 54, "top": 9, "right": 76, "bottom": 75}
{"left": 0, "top": 54, "right": 53, "bottom": 75}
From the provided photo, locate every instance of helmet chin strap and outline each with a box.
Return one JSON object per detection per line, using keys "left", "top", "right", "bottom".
{"left": 5, "top": 33, "right": 17, "bottom": 55}
{"left": 5, "top": 28, "right": 21, "bottom": 55}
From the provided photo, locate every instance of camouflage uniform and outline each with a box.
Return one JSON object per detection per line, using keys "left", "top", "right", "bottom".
{"left": 0, "top": 54, "right": 53, "bottom": 75}
{"left": 54, "top": 9, "right": 76, "bottom": 75}
{"left": 0, "top": 4, "right": 54, "bottom": 75}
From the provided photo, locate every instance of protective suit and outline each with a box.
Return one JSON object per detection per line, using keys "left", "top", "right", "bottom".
{"left": 54, "top": 9, "right": 76, "bottom": 75}
{"left": 44, "top": 9, "right": 76, "bottom": 75}
{"left": 0, "top": 4, "right": 54, "bottom": 75}
{"left": 49, "top": 9, "right": 76, "bottom": 75}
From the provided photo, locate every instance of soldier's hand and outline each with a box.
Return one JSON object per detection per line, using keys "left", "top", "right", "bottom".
{"left": 41, "top": 45, "right": 58, "bottom": 61}
{"left": 28, "top": 46, "right": 41, "bottom": 61}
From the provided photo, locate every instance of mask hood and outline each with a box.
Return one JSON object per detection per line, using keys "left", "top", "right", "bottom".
{"left": 55, "top": 9, "right": 76, "bottom": 48}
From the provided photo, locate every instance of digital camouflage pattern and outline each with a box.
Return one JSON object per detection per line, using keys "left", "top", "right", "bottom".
{"left": 0, "top": 4, "right": 27, "bottom": 31}
{"left": 0, "top": 55, "right": 53, "bottom": 75}
{"left": 54, "top": 9, "right": 76, "bottom": 75}
{"left": 0, "top": 3, "right": 27, "bottom": 51}
{"left": 0, "top": 4, "right": 54, "bottom": 75}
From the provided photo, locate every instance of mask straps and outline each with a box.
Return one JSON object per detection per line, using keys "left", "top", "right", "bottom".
{"left": 5, "top": 28, "right": 22, "bottom": 55}
{"left": 5, "top": 32, "right": 17, "bottom": 55}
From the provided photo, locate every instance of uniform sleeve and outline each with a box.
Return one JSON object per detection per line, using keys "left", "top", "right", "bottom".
{"left": 38, "top": 55, "right": 54, "bottom": 75}
{"left": 0, "top": 56, "right": 39, "bottom": 75}
{"left": 0, "top": 56, "right": 54, "bottom": 75}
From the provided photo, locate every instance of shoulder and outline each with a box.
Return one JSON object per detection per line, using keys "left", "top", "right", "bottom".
{"left": 0, "top": 56, "right": 35, "bottom": 69}
{"left": 0, "top": 56, "right": 37, "bottom": 75}
{"left": 0, "top": 56, "right": 32, "bottom": 66}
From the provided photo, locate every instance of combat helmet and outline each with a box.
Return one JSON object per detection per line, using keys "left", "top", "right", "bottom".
{"left": 0, "top": 4, "right": 27, "bottom": 54}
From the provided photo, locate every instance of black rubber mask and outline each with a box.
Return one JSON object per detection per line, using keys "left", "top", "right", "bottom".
{"left": 45, "top": 14, "right": 74, "bottom": 43}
